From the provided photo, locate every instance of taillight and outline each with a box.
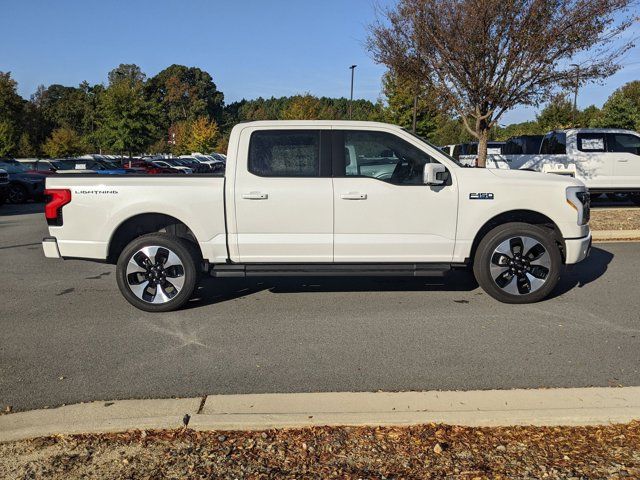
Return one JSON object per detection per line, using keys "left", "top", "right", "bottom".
{"left": 44, "top": 189, "right": 71, "bottom": 226}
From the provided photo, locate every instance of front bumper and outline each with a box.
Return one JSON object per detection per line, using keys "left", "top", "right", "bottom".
{"left": 564, "top": 233, "right": 592, "bottom": 264}
{"left": 42, "top": 237, "right": 61, "bottom": 259}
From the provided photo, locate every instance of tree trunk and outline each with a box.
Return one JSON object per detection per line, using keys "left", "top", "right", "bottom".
{"left": 477, "top": 128, "right": 489, "bottom": 168}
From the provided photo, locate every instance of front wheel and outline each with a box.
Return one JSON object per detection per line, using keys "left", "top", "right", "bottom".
{"left": 116, "top": 234, "right": 198, "bottom": 312}
{"left": 473, "top": 223, "right": 562, "bottom": 304}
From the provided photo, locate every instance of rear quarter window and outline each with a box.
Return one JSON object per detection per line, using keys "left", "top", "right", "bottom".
{"left": 577, "top": 133, "right": 606, "bottom": 152}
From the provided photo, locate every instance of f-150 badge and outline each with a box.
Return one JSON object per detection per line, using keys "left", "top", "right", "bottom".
{"left": 469, "top": 193, "right": 494, "bottom": 200}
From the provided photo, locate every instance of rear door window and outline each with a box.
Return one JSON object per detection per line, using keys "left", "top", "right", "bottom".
{"left": 249, "top": 130, "right": 320, "bottom": 177}
{"left": 540, "top": 132, "right": 566, "bottom": 154}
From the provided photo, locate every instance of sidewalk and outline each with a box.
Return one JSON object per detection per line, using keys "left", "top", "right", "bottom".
{"left": 2, "top": 387, "right": 640, "bottom": 443}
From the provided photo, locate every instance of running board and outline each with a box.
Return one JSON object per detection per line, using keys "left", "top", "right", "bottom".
{"left": 210, "top": 263, "right": 451, "bottom": 278}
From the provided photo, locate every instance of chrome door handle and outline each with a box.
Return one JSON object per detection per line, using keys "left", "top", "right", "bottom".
{"left": 618, "top": 159, "right": 629, "bottom": 163}
{"left": 341, "top": 192, "right": 367, "bottom": 200}
{"left": 242, "top": 192, "right": 268, "bottom": 200}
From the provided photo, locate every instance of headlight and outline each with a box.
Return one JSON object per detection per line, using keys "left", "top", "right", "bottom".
{"left": 566, "top": 186, "right": 590, "bottom": 225}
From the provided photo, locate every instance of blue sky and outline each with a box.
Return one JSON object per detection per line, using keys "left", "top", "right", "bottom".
{"left": 1, "top": 0, "right": 638, "bottom": 124}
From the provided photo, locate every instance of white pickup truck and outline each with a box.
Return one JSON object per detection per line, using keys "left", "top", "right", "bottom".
{"left": 481, "top": 128, "right": 640, "bottom": 203}
{"left": 42, "top": 121, "right": 591, "bottom": 311}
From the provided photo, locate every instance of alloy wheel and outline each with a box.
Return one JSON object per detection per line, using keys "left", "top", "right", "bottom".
{"left": 489, "top": 236, "right": 551, "bottom": 295}
{"left": 125, "top": 246, "right": 186, "bottom": 304}
{"left": 8, "top": 185, "right": 25, "bottom": 203}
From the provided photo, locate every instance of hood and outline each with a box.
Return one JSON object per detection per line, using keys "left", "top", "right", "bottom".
{"left": 487, "top": 168, "right": 585, "bottom": 188}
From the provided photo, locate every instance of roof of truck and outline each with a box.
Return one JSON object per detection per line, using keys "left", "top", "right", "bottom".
{"left": 551, "top": 128, "right": 639, "bottom": 135}
{"left": 237, "top": 120, "right": 407, "bottom": 130}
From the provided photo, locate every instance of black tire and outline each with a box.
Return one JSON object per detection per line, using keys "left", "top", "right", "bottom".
{"left": 116, "top": 233, "right": 199, "bottom": 312}
{"left": 8, "top": 183, "right": 28, "bottom": 204}
{"left": 629, "top": 193, "right": 640, "bottom": 206}
{"left": 0, "top": 193, "right": 5, "bottom": 206}
{"left": 473, "top": 222, "right": 562, "bottom": 304}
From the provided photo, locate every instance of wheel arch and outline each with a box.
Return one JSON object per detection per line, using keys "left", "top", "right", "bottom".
{"left": 469, "top": 210, "right": 564, "bottom": 263}
{"left": 107, "top": 213, "right": 202, "bottom": 264}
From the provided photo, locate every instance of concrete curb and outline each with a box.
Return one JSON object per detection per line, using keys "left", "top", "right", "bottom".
{"left": 592, "top": 229, "right": 640, "bottom": 242}
{"left": 2, "top": 387, "right": 640, "bottom": 443}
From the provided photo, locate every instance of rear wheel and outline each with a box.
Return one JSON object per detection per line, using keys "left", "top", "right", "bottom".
{"left": 629, "top": 192, "right": 640, "bottom": 206}
{"left": 473, "top": 223, "right": 561, "bottom": 304}
{"left": 116, "top": 234, "right": 198, "bottom": 312}
{"left": 8, "top": 183, "right": 27, "bottom": 203}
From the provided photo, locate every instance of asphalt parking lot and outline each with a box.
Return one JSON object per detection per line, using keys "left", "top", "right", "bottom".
{"left": 1, "top": 203, "right": 639, "bottom": 412}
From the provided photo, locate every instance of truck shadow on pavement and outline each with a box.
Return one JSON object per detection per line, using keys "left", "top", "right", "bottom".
{"left": 188, "top": 270, "right": 479, "bottom": 308}
{"left": 549, "top": 246, "right": 613, "bottom": 298}
{"left": 188, "top": 247, "right": 613, "bottom": 308}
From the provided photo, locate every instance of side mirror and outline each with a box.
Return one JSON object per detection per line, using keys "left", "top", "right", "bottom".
{"left": 423, "top": 163, "right": 446, "bottom": 186}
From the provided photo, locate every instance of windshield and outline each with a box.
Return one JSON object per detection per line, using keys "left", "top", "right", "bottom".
{"left": 52, "top": 160, "right": 76, "bottom": 170}
{"left": 97, "top": 160, "right": 122, "bottom": 169}
{"left": 0, "top": 161, "right": 29, "bottom": 173}
{"left": 401, "top": 129, "right": 463, "bottom": 167}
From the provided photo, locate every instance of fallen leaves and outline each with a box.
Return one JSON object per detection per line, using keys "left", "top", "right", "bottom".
{"left": 590, "top": 208, "right": 640, "bottom": 231}
{"left": 1, "top": 421, "right": 639, "bottom": 479}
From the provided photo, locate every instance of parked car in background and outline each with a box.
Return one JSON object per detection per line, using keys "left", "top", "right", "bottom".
{"left": 440, "top": 145, "right": 455, "bottom": 156}
{"left": 174, "top": 156, "right": 210, "bottom": 173}
{"left": 186, "top": 153, "right": 224, "bottom": 169}
{"left": 208, "top": 152, "right": 227, "bottom": 163}
{"left": 501, "top": 135, "right": 544, "bottom": 155}
{"left": 151, "top": 160, "right": 192, "bottom": 174}
{"left": 16, "top": 159, "right": 92, "bottom": 175}
{"left": 66, "top": 159, "right": 132, "bottom": 175}
{"left": 0, "top": 168, "right": 9, "bottom": 205}
{"left": 455, "top": 142, "right": 506, "bottom": 166}
{"left": 121, "top": 158, "right": 175, "bottom": 174}
{"left": 0, "top": 159, "right": 46, "bottom": 203}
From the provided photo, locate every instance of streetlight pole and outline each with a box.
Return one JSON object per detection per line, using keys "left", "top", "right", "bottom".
{"left": 349, "top": 65, "right": 357, "bottom": 119}
{"left": 570, "top": 63, "right": 580, "bottom": 125}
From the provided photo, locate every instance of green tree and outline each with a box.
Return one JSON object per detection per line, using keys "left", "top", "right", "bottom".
{"left": 17, "top": 132, "right": 36, "bottom": 157}
{"left": 381, "top": 71, "right": 440, "bottom": 140}
{"left": 617, "top": 81, "right": 640, "bottom": 110}
{"left": 0, "top": 72, "right": 24, "bottom": 123}
{"left": 168, "top": 120, "right": 190, "bottom": 156}
{"left": 578, "top": 105, "right": 602, "bottom": 128}
{"left": 187, "top": 116, "right": 219, "bottom": 153}
{"left": 108, "top": 64, "right": 146, "bottom": 86}
{"left": 536, "top": 94, "right": 575, "bottom": 131}
{"left": 0, "top": 120, "right": 18, "bottom": 157}
{"left": 0, "top": 72, "right": 25, "bottom": 155}
{"left": 594, "top": 90, "right": 640, "bottom": 130}
{"left": 281, "top": 94, "right": 324, "bottom": 119}
{"left": 42, "top": 127, "right": 85, "bottom": 157}
{"left": 96, "top": 65, "right": 158, "bottom": 155}
{"left": 147, "top": 65, "right": 224, "bottom": 129}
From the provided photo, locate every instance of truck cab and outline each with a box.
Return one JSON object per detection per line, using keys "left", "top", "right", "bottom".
{"left": 538, "top": 129, "right": 640, "bottom": 198}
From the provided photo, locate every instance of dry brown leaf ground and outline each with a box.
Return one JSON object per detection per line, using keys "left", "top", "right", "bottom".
{"left": 590, "top": 209, "right": 640, "bottom": 231}
{"left": 1, "top": 422, "right": 639, "bottom": 479}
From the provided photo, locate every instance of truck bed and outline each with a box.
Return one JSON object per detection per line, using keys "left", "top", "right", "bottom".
{"left": 45, "top": 175, "right": 228, "bottom": 262}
